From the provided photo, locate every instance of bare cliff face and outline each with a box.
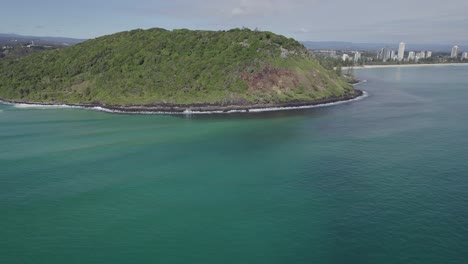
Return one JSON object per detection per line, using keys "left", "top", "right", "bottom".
{"left": 242, "top": 66, "right": 299, "bottom": 92}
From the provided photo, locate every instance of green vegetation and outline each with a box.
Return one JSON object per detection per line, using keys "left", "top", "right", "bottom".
{"left": 0, "top": 46, "right": 59, "bottom": 61}
{"left": 0, "top": 28, "right": 354, "bottom": 106}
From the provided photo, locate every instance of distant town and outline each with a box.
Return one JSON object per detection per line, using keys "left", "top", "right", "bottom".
{"left": 0, "top": 33, "right": 84, "bottom": 60}
{"left": 1, "top": 41, "right": 59, "bottom": 60}
{"left": 310, "top": 42, "right": 467, "bottom": 69}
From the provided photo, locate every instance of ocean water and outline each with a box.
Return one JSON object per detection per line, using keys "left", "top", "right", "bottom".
{"left": 1, "top": 65, "right": 468, "bottom": 264}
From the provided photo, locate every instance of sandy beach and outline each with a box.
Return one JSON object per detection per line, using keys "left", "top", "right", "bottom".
{"left": 342, "top": 63, "right": 468, "bottom": 70}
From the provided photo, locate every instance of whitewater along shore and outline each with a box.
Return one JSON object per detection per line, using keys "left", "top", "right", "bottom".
{"left": 0, "top": 90, "right": 364, "bottom": 114}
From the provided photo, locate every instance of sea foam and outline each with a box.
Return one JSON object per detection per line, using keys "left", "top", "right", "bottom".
{"left": 0, "top": 88, "right": 368, "bottom": 115}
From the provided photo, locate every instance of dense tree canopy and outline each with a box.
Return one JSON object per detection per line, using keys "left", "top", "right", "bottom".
{"left": 0, "top": 28, "right": 353, "bottom": 106}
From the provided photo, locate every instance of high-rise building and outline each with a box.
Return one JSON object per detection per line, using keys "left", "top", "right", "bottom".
{"left": 390, "top": 50, "right": 396, "bottom": 60}
{"left": 342, "top": 54, "right": 350, "bottom": 61}
{"left": 384, "top": 49, "right": 392, "bottom": 61}
{"left": 462, "top": 52, "right": 468, "bottom": 60}
{"left": 408, "top": 51, "right": 416, "bottom": 61}
{"left": 451, "top": 46, "right": 459, "bottom": 58}
{"left": 398, "top": 42, "right": 405, "bottom": 61}
{"left": 426, "top": 51, "right": 432, "bottom": 58}
{"left": 416, "top": 51, "right": 426, "bottom": 60}
{"left": 377, "top": 48, "right": 386, "bottom": 60}
{"left": 377, "top": 48, "right": 392, "bottom": 61}
{"left": 415, "top": 51, "right": 426, "bottom": 61}
{"left": 354, "top": 52, "right": 361, "bottom": 63}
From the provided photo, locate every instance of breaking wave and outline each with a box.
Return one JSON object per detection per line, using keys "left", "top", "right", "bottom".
{"left": 0, "top": 91, "right": 368, "bottom": 115}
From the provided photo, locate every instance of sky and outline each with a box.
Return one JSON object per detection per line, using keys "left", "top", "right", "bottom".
{"left": 1, "top": 0, "right": 467, "bottom": 44}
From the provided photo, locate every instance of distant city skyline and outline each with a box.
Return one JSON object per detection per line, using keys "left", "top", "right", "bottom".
{"left": 377, "top": 43, "right": 463, "bottom": 62}
{"left": 1, "top": 0, "right": 467, "bottom": 44}
{"left": 337, "top": 41, "right": 465, "bottom": 64}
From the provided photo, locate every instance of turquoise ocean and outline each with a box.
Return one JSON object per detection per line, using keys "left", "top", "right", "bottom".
{"left": 1, "top": 65, "right": 467, "bottom": 263}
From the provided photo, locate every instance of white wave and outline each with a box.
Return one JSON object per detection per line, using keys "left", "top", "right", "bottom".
{"left": 245, "top": 91, "right": 369, "bottom": 113}
{"left": 353, "top": 80, "right": 368, "bottom": 86}
{"left": 100, "top": 91, "right": 369, "bottom": 115}
{"left": 13, "top": 103, "right": 83, "bottom": 109}
{"left": 0, "top": 91, "right": 368, "bottom": 115}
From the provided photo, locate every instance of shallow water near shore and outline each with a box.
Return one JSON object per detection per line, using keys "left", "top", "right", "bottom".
{"left": 1, "top": 65, "right": 468, "bottom": 263}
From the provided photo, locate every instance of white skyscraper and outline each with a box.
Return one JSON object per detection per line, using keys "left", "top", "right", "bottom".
{"left": 426, "top": 51, "right": 432, "bottom": 58}
{"left": 408, "top": 51, "right": 416, "bottom": 61}
{"left": 342, "top": 54, "right": 350, "bottom": 61}
{"left": 414, "top": 51, "right": 425, "bottom": 62}
{"left": 451, "top": 46, "right": 459, "bottom": 58}
{"left": 378, "top": 48, "right": 386, "bottom": 60}
{"left": 417, "top": 51, "right": 426, "bottom": 60}
{"left": 462, "top": 52, "right": 468, "bottom": 60}
{"left": 398, "top": 42, "right": 406, "bottom": 61}
{"left": 354, "top": 52, "right": 361, "bottom": 63}
{"left": 384, "top": 49, "right": 392, "bottom": 61}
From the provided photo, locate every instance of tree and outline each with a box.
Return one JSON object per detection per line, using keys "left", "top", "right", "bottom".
{"left": 335, "top": 65, "right": 342, "bottom": 76}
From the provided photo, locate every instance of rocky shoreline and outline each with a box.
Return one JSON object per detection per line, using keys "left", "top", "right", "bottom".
{"left": 0, "top": 89, "right": 364, "bottom": 114}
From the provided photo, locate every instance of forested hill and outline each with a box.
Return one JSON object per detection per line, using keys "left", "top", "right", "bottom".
{"left": 0, "top": 28, "right": 354, "bottom": 106}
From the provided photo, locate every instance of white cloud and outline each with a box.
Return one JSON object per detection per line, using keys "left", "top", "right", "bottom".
{"left": 229, "top": 0, "right": 275, "bottom": 17}
{"left": 3, "top": 0, "right": 468, "bottom": 43}
{"left": 124, "top": 0, "right": 468, "bottom": 43}
{"left": 231, "top": 7, "right": 247, "bottom": 16}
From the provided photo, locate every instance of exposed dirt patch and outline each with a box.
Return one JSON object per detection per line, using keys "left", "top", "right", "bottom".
{"left": 242, "top": 66, "right": 299, "bottom": 93}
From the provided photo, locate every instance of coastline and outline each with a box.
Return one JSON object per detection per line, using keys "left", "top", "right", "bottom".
{"left": 342, "top": 62, "right": 468, "bottom": 70}
{"left": 0, "top": 89, "right": 366, "bottom": 115}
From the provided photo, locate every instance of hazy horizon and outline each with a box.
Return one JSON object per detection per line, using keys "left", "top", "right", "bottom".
{"left": 1, "top": 0, "right": 467, "bottom": 45}
{"left": 1, "top": 32, "right": 467, "bottom": 49}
